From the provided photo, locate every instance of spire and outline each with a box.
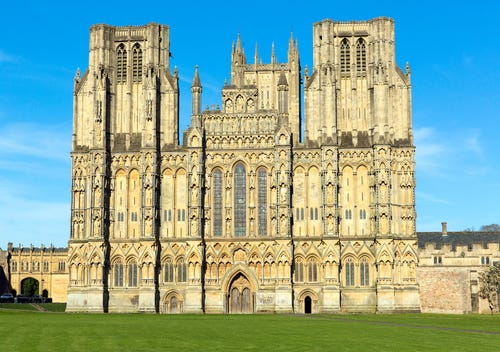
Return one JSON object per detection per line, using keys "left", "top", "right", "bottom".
{"left": 236, "top": 33, "right": 243, "bottom": 53}
{"left": 254, "top": 43, "right": 259, "bottom": 64}
{"left": 191, "top": 65, "right": 201, "bottom": 88}
{"left": 271, "top": 42, "right": 276, "bottom": 64}
{"left": 191, "top": 66, "right": 202, "bottom": 116}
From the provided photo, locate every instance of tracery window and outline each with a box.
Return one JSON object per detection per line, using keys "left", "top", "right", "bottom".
{"left": 307, "top": 258, "right": 318, "bottom": 282}
{"left": 360, "top": 258, "right": 370, "bottom": 286}
{"left": 113, "top": 261, "right": 124, "bottom": 287}
{"left": 234, "top": 163, "right": 246, "bottom": 237}
{"left": 345, "top": 258, "right": 355, "bottom": 286}
{"left": 257, "top": 168, "right": 267, "bottom": 236}
{"left": 177, "top": 259, "right": 187, "bottom": 282}
{"left": 356, "top": 38, "right": 367, "bottom": 73}
{"left": 128, "top": 261, "right": 138, "bottom": 287}
{"left": 340, "top": 39, "right": 350, "bottom": 73}
{"left": 294, "top": 258, "right": 304, "bottom": 282}
{"left": 12, "top": 261, "right": 17, "bottom": 272}
{"left": 116, "top": 44, "right": 127, "bottom": 83}
{"left": 213, "top": 169, "right": 223, "bottom": 237}
{"left": 164, "top": 259, "right": 174, "bottom": 282}
{"left": 132, "top": 44, "right": 142, "bottom": 82}
{"left": 43, "top": 261, "right": 49, "bottom": 272}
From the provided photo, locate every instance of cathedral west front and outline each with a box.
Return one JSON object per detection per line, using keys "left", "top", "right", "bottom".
{"left": 66, "top": 17, "right": 420, "bottom": 313}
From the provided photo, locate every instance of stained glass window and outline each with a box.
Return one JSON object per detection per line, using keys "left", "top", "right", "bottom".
{"left": 340, "top": 39, "right": 350, "bottom": 73}
{"left": 132, "top": 44, "right": 142, "bottom": 82}
{"left": 234, "top": 164, "right": 246, "bottom": 237}
{"left": 213, "top": 170, "right": 223, "bottom": 236}
{"left": 257, "top": 168, "right": 267, "bottom": 236}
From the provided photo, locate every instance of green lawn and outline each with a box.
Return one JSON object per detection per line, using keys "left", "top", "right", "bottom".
{"left": 1, "top": 311, "right": 499, "bottom": 351}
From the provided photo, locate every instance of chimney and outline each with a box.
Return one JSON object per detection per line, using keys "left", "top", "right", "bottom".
{"left": 441, "top": 222, "right": 448, "bottom": 237}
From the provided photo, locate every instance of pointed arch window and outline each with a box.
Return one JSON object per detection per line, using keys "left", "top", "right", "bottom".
{"left": 345, "top": 258, "right": 354, "bottom": 286}
{"left": 117, "top": 44, "right": 127, "bottom": 83}
{"left": 340, "top": 39, "right": 350, "bottom": 73}
{"left": 164, "top": 258, "right": 174, "bottom": 282}
{"left": 360, "top": 258, "right": 370, "bottom": 286}
{"left": 177, "top": 259, "right": 187, "bottom": 282}
{"left": 257, "top": 168, "right": 267, "bottom": 236}
{"left": 307, "top": 258, "right": 318, "bottom": 282}
{"left": 213, "top": 169, "right": 223, "bottom": 237}
{"left": 113, "top": 260, "right": 124, "bottom": 287}
{"left": 128, "top": 260, "right": 138, "bottom": 287}
{"left": 294, "top": 258, "right": 304, "bottom": 282}
{"left": 132, "top": 44, "right": 142, "bottom": 82}
{"left": 356, "top": 39, "right": 367, "bottom": 73}
{"left": 234, "top": 163, "right": 246, "bottom": 237}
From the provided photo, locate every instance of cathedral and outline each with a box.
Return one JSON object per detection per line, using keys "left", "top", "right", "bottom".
{"left": 67, "top": 17, "right": 419, "bottom": 313}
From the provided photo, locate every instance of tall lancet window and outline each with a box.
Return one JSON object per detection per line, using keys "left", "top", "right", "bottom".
{"left": 356, "top": 39, "right": 367, "bottom": 73}
{"left": 234, "top": 163, "right": 246, "bottom": 237}
{"left": 213, "top": 169, "right": 223, "bottom": 237}
{"left": 117, "top": 44, "right": 127, "bottom": 83}
{"left": 340, "top": 39, "right": 350, "bottom": 73}
{"left": 257, "top": 168, "right": 267, "bottom": 236}
{"left": 132, "top": 44, "right": 142, "bottom": 82}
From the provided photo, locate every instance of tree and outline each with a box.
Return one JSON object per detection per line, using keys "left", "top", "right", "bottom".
{"left": 479, "top": 263, "right": 500, "bottom": 313}
{"left": 480, "top": 224, "right": 500, "bottom": 232}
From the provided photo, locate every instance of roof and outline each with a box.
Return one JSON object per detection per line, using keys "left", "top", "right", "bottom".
{"left": 417, "top": 232, "right": 500, "bottom": 249}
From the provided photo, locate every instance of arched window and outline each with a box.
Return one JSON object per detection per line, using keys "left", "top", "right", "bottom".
{"left": 113, "top": 260, "right": 124, "bottom": 287}
{"left": 164, "top": 258, "right": 174, "bottom": 282}
{"left": 307, "top": 258, "right": 318, "bottom": 282}
{"left": 128, "top": 260, "right": 138, "bottom": 287}
{"left": 345, "top": 258, "right": 354, "bottom": 286}
{"left": 257, "top": 168, "right": 267, "bottom": 236}
{"left": 360, "top": 258, "right": 370, "bottom": 286}
{"left": 356, "top": 39, "right": 367, "bottom": 73}
{"left": 234, "top": 163, "right": 246, "bottom": 237}
{"left": 340, "top": 39, "right": 350, "bottom": 73}
{"left": 132, "top": 44, "right": 142, "bottom": 82}
{"left": 213, "top": 169, "right": 223, "bottom": 237}
{"left": 294, "top": 258, "right": 304, "bottom": 282}
{"left": 116, "top": 44, "right": 127, "bottom": 83}
{"left": 177, "top": 259, "right": 187, "bottom": 282}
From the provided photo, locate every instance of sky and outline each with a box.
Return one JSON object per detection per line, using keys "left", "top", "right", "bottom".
{"left": 0, "top": 0, "right": 499, "bottom": 247}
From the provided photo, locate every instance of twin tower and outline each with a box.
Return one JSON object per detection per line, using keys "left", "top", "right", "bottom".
{"left": 68, "top": 18, "right": 419, "bottom": 313}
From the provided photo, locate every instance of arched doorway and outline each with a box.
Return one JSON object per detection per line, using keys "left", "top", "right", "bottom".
{"left": 163, "top": 293, "right": 183, "bottom": 314}
{"left": 21, "top": 277, "right": 39, "bottom": 297}
{"left": 304, "top": 296, "right": 312, "bottom": 314}
{"left": 228, "top": 273, "right": 253, "bottom": 313}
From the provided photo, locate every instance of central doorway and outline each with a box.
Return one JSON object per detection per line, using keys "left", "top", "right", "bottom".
{"left": 228, "top": 273, "right": 253, "bottom": 313}
{"left": 304, "top": 296, "right": 312, "bottom": 314}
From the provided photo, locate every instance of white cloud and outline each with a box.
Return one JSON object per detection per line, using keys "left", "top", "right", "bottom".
{"left": 464, "top": 129, "right": 482, "bottom": 157}
{"left": 416, "top": 191, "right": 452, "bottom": 205}
{"left": 414, "top": 127, "right": 448, "bottom": 176}
{"left": 0, "top": 122, "right": 70, "bottom": 162}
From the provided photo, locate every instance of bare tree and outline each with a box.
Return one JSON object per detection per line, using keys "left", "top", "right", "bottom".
{"left": 480, "top": 224, "right": 500, "bottom": 232}
{"left": 479, "top": 263, "right": 500, "bottom": 313}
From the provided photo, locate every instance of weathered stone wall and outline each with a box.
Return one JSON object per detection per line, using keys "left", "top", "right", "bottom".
{"left": 418, "top": 266, "right": 472, "bottom": 313}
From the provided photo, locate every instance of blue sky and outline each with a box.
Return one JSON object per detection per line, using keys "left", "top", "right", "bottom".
{"left": 0, "top": 1, "right": 499, "bottom": 247}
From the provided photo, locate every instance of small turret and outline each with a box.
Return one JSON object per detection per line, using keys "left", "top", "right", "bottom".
{"left": 191, "top": 65, "right": 202, "bottom": 116}
{"left": 231, "top": 34, "right": 246, "bottom": 87}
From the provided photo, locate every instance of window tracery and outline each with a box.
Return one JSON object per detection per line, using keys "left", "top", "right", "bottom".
{"left": 234, "top": 163, "right": 246, "bottom": 237}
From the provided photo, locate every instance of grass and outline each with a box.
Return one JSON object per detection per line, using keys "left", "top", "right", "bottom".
{"left": 0, "top": 311, "right": 499, "bottom": 351}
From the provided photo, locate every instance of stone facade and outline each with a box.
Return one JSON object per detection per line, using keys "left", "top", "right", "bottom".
{"left": 417, "top": 224, "right": 500, "bottom": 314}
{"left": 65, "top": 18, "right": 419, "bottom": 313}
{"left": 2, "top": 242, "right": 69, "bottom": 302}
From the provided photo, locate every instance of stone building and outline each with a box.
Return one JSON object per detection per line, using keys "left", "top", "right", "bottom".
{"left": 66, "top": 17, "right": 420, "bottom": 313}
{"left": 417, "top": 223, "right": 500, "bottom": 314}
{"left": 2, "top": 242, "right": 69, "bottom": 302}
